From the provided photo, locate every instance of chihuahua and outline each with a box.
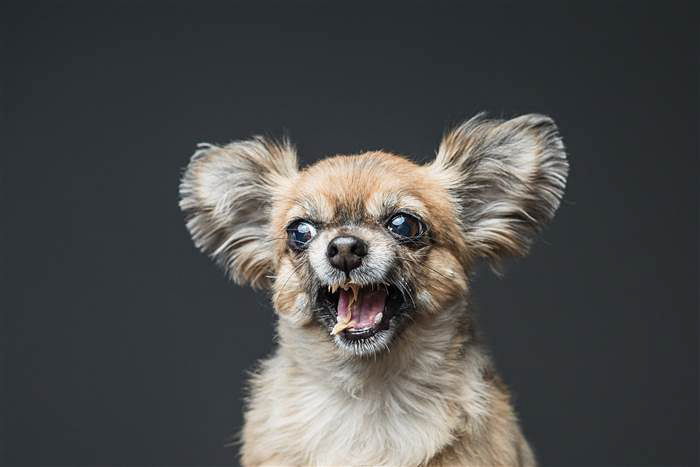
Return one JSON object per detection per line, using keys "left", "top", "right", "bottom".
{"left": 180, "top": 113, "right": 568, "bottom": 466}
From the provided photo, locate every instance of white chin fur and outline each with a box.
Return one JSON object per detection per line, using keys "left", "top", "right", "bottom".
{"left": 332, "top": 323, "right": 398, "bottom": 357}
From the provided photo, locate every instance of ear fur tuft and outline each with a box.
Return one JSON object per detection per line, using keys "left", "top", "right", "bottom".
{"left": 179, "top": 137, "right": 298, "bottom": 288}
{"left": 432, "top": 113, "right": 569, "bottom": 265}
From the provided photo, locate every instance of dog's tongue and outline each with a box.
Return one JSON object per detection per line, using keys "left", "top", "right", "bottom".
{"left": 336, "top": 286, "right": 386, "bottom": 331}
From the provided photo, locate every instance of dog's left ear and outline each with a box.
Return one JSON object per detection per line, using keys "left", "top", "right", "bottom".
{"left": 430, "top": 113, "right": 568, "bottom": 265}
{"left": 179, "top": 137, "right": 298, "bottom": 288}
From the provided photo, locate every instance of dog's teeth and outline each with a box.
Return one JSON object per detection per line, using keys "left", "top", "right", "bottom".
{"left": 331, "top": 320, "right": 351, "bottom": 336}
{"left": 373, "top": 313, "right": 383, "bottom": 325}
{"left": 349, "top": 284, "right": 359, "bottom": 306}
{"left": 331, "top": 303, "right": 354, "bottom": 335}
{"left": 345, "top": 283, "right": 359, "bottom": 309}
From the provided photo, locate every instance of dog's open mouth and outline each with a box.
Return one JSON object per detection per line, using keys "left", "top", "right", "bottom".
{"left": 318, "top": 283, "right": 404, "bottom": 341}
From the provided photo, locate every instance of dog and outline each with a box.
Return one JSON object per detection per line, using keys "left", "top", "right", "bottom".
{"left": 179, "top": 113, "right": 568, "bottom": 466}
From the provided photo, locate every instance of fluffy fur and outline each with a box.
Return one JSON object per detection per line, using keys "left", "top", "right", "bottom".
{"left": 179, "top": 113, "right": 568, "bottom": 466}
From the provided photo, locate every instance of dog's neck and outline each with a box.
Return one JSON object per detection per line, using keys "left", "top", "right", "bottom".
{"left": 277, "top": 298, "right": 489, "bottom": 413}
{"left": 270, "top": 300, "right": 493, "bottom": 465}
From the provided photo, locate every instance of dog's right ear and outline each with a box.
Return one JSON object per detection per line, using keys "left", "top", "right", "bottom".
{"left": 179, "top": 137, "right": 298, "bottom": 289}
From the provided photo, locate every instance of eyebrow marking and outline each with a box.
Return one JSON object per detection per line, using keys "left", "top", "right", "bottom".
{"left": 367, "top": 191, "right": 427, "bottom": 219}
{"left": 286, "top": 193, "right": 334, "bottom": 225}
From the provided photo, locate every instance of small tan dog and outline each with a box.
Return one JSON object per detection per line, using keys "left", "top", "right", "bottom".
{"left": 180, "top": 113, "right": 568, "bottom": 466}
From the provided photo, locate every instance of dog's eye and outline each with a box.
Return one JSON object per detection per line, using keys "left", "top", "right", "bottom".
{"left": 287, "top": 220, "right": 317, "bottom": 250}
{"left": 386, "top": 214, "right": 422, "bottom": 239}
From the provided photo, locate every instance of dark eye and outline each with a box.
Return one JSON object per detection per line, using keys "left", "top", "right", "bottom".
{"left": 287, "top": 220, "right": 317, "bottom": 250}
{"left": 386, "top": 214, "right": 423, "bottom": 239}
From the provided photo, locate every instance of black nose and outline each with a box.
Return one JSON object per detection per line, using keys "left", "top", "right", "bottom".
{"left": 326, "top": 236, "right": 368, "bottom": 273}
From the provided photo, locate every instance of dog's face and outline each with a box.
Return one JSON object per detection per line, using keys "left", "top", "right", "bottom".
{"left": 180, "top": 114, "right": 568, "bottom": 356}
{"left": 267, "top": 152, "right": 470, "bottom": 355}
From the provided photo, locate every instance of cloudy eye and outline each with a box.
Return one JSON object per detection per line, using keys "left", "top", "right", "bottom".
{"left": 287, "top": 220, "right": 317, "bottom": 250}
{"left": 386, "top": 214, "right": 423, "bottom": 239}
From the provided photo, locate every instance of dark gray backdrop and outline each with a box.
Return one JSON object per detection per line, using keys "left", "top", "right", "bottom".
{"left": 3, "top": 1, "right": 698, "bottom": 466}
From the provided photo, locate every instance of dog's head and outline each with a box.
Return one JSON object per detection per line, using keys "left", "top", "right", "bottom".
{"left": 180, "top": 114, "right": 568, "bottom": 356}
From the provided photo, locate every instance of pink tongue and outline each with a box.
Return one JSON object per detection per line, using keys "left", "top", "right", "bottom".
{"left": 337, "top": 287, "right": 387, "bottom": 329}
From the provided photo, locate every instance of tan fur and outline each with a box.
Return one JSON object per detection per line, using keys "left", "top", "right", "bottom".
{"left": 179, "top": 114, "right": 568, "bottom": 466}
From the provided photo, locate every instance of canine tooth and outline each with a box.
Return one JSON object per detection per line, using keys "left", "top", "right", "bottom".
{"left": 349, "top": 283, "right": 360, "bottom": 307}
{"left": 373, "top": 312, "right": 383, "bottom": 325}
{"left": 331, "top": 319, "right": 351, "bottom": 336}
{"left": 331, "top": 300, "right": 353, "bottom": 336}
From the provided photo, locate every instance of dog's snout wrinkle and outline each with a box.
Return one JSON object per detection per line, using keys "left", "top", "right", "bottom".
{"left": 326, "top": 235, "right": 367, "bottom": 274}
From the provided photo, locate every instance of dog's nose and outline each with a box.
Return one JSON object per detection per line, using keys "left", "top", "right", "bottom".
{"left": 326, "top": 236, "right": 368, "bottom": 273}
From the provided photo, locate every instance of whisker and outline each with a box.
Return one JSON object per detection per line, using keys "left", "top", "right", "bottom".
{"left": 398, "top": 252, "right": 455, "bottom": 282}
{"left": 278, "top": 261, "right": 306, "bottom": 290}
{"left": 389, "top": 273, "right": 416, "bottom": 311}
{"left": 258, "top": 236, "right": 291, "bottom": 244}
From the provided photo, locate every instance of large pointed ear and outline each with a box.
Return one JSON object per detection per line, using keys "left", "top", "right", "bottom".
{"left": 430, "top": 113, "right": 568, "bottom": 266}
{"left": 179, "top": 137, "right": 298, "bottom": 288}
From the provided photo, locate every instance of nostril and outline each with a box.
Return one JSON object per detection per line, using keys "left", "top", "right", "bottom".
{"left": 326, "top": 243, "right": 339, "bottom": 258}
{"left": 351, "top": 239, "right": 368, "bottom": 257}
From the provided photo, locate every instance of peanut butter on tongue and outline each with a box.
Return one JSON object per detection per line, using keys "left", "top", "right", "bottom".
{"left": 330, "top": 282, "right": 360, "bottom": 336}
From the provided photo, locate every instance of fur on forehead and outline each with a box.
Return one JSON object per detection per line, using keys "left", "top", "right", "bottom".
{"left": 271, "top": 151, "right": 462, "bottom": 241}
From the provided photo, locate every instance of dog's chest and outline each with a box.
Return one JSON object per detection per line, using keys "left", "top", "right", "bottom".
{"left": 245, "top": 362, "right": 463, "bottom": 466}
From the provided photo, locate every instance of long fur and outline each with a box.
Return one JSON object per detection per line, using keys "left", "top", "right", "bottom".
{"left": 241, "top": 304, "right": 535, "bottom": 466}
{"left": 430, "top": 113, "right": 568, "bottom": 267}
{"left": 179, "top": 113, "right": 568, "bottom": 466}
{"left": 179, "top": 138, "right": 298, "bottom": 288}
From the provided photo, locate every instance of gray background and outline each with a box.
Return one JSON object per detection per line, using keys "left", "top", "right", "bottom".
{"left": 3, "top": 1, "right": 698, "bottom": 466}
